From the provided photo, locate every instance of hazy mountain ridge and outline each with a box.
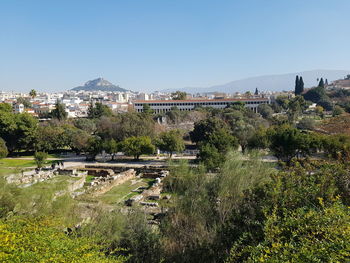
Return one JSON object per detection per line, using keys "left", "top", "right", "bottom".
{"left": 161, "top": 70, "right": 350, "bottom": 94}
{"left": 72, "top": 78, "right": 128, "bottom": 92}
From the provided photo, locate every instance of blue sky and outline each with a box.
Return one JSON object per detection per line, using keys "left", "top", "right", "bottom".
{"left": 0, "top": 0, "right": 349, "bottom": 92}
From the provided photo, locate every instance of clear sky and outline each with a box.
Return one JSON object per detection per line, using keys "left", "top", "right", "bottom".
{"left": 1, "top": 0, "right": 349, "bottom": 92}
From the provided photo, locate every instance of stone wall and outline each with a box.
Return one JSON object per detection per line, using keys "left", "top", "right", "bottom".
{"left": 84, "top": 165, "right": 167, "bottom": 175}
{"left": 6, "top": 170, "right": 56, "bottom": 185}
{"left": 68, "top": 174, "right": 87, "bottom": 192}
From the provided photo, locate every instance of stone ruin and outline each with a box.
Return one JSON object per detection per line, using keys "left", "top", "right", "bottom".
{"left": 84, "top": 169, "right": 136, "bottom": 197}
{"left": 6, "top": 166, "right": 87, "bottom": 186}
{"left": 125, "top": 170, "right": 169, "bottom": 207}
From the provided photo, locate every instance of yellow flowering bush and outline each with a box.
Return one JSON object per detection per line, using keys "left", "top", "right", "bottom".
{"left": 0, "top": 217, "right": 125, "bottom": 263}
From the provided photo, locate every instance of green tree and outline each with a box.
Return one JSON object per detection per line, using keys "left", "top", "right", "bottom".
{"left": 294, "top": 75, "right": 300, "bottom": 95}
{"left": 165, "top": 106, "right": 189, "bottom": 123}
{"left": 0, "top": 111, "right": 20, "bottom": 153}
{"left": 35, "top": 124, "right": 66, "bottom": 152}
{"left": 51, "top": 100, "right": 68, "bottom": 121}
{"left": 197, "top": 143, "right": 223, "bottom": 170}
{"left": 0, "top": 111, "right": 38, "bottom": 153}
{"left": 248, "top": 127, "right": 270, "bottom": 150}
{"left": 85, "top": 136, "right": 103, "bottom": 160}
{"left": 318, "top": 98, "right": 334, "bottom": 111}
{"left": 96, "top": 113, "right": 156, "bottom": 141}
{"left": 88, "top": 102, "right": 113, "bottom": 119}
{"left": 67, "top": 129, "right": 92, "bottom": 155}
{"left": 231, "top": 121, "right": 255, "bottom": 153}
{"left": 29, "top": 89, "right": 37, "bottom": 99}
{"left": 121, "top": 136, "right": 155, "bottom": 160}
{"left": 287, "top": 95, "right": 307, "bottom": 122}
{"left": 171, "top": 91, "right": 187, "bottom": 100}
{"left": 333, "top": 105, "right": 344, "bottom": 116}
{"left": 156, "top": 129, "right": 185, "bottom": 158}
{"left": 17, "top": 113, "right": 38, "bottom": 151}
{"left": 0, "top": 138, "right": 8, "bottom": 159}
{"left": 303, "top": 86, "right": 327, "bottom": 103}
{"left": 321, "top": 134, "right": 350, "bottom": 162}
{"left": 103, "top": 138, "right": 119, "bottom": 160}
{"left": 74, "top": 118, "right": 97, "bottom": 134}
{"left": 191, "top": 117, "right": 238, "bottom": 152}
{"left": 318, "top": 77, "right": 325, "bottom": 88}
{"left": 142, "top": 104, "right": 154, "bottom": 114}
{"left": 297, "top": 117, "right": 315, "bottom": 130}
{"left": 0, "top": 103, "right": 12, "bottom": 112}
{"left": 315, "top": 105, "right": 324, "bottom": 115}
{"left": 257, "top": 104, "right": 273, "bottom": 119}
{"left": 34, "top": 151, "right": 48, "bottom": 168}
{"left": 299, "top": 76, "right": 304, "bottom": 93}
{"left": 190, "top": 117, "right": 228, "bottom": 144}
{"left": 16, "top": 97, "right": 32, "bottom": 108}
{"left": 191, "top": 117, "right": 239, "bottom": 169}
{"left": 275, "top": 95, "right": 290, "bottom": 110}
{"left": 268, "top": 125, "right": 319, "bottom": 163}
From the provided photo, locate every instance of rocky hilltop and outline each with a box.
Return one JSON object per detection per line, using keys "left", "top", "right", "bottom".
{"left": 72, "top": 78, "right": 128, "bottom": 92}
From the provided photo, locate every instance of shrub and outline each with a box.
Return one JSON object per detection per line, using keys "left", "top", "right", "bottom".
{"left": 297, "top": 117, "right": 315, "bottom": 130}
{"left": 0, "top": 137, "right": 8, "bottom": 159}
{"left": 34, "top": 151, "right": 48, "bottom": 168}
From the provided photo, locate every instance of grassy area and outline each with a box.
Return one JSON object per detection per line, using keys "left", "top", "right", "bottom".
{"left": 0, "top": 158, "right": 37, "bottom": 168}
{"left": 0, "top": 174, "right": 81, "bottom": 225}
{"left": 9, "top": 153, "right": 63, "bottom": 159}
{"left": 0, "top": 158, "right": 60, "bottom": 177}
{"left": 25, "top": 176, "right": 71, "bottom": 193}
{"left": 85, "top": 175, "right": 95, "bottom": 183}
{"left": 97, "top": 178, "right": 152, "bottom": 205}
{"left": 0, "top": 168, "right": 15, "bottom": 177}
{"left": 0, "top": 158, "right": 59, "bottom": 168}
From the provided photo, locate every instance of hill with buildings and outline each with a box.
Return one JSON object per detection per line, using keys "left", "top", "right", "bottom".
{"left": 72, "top": 78, "right": 128, "bottom": 92}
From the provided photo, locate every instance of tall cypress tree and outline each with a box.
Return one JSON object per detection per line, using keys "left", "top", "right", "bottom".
{"left": 318, "top": 78, "right": 325, "bottom": 88}
{"left": 299, "top": 76, "right": 304, "bottom": 94}
{"left": 295, "top": 75, "right": 300, "bottom": 95}
{"left": 254, "top": 87, "right": 259, "bottom": 95}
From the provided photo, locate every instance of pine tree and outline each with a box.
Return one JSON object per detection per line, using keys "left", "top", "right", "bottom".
{"left": 318, "top": 78, "right": 325, "bottom": 88}
{"left": 325, "top": 79, "right": 329, "bottom": 86}
{"left": 254, "top": 87, "right": 259, "bottom": 95}
{"left": 295, "top": 75, "right": 300, "bottom": 95}
{"left": 299, "top": 76, "right": 304, "bottom": 94}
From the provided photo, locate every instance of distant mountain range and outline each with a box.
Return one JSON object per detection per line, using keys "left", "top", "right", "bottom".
{"left": 161, "top": 70, "right": 350, "bottom": 94}
{"left": 72, "top": 78, "right": 127, "bottom": 92}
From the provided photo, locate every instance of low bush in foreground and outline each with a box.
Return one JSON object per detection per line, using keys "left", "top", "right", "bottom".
{"left": 0, "top": 217, "right": 126, "bottom": 263}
